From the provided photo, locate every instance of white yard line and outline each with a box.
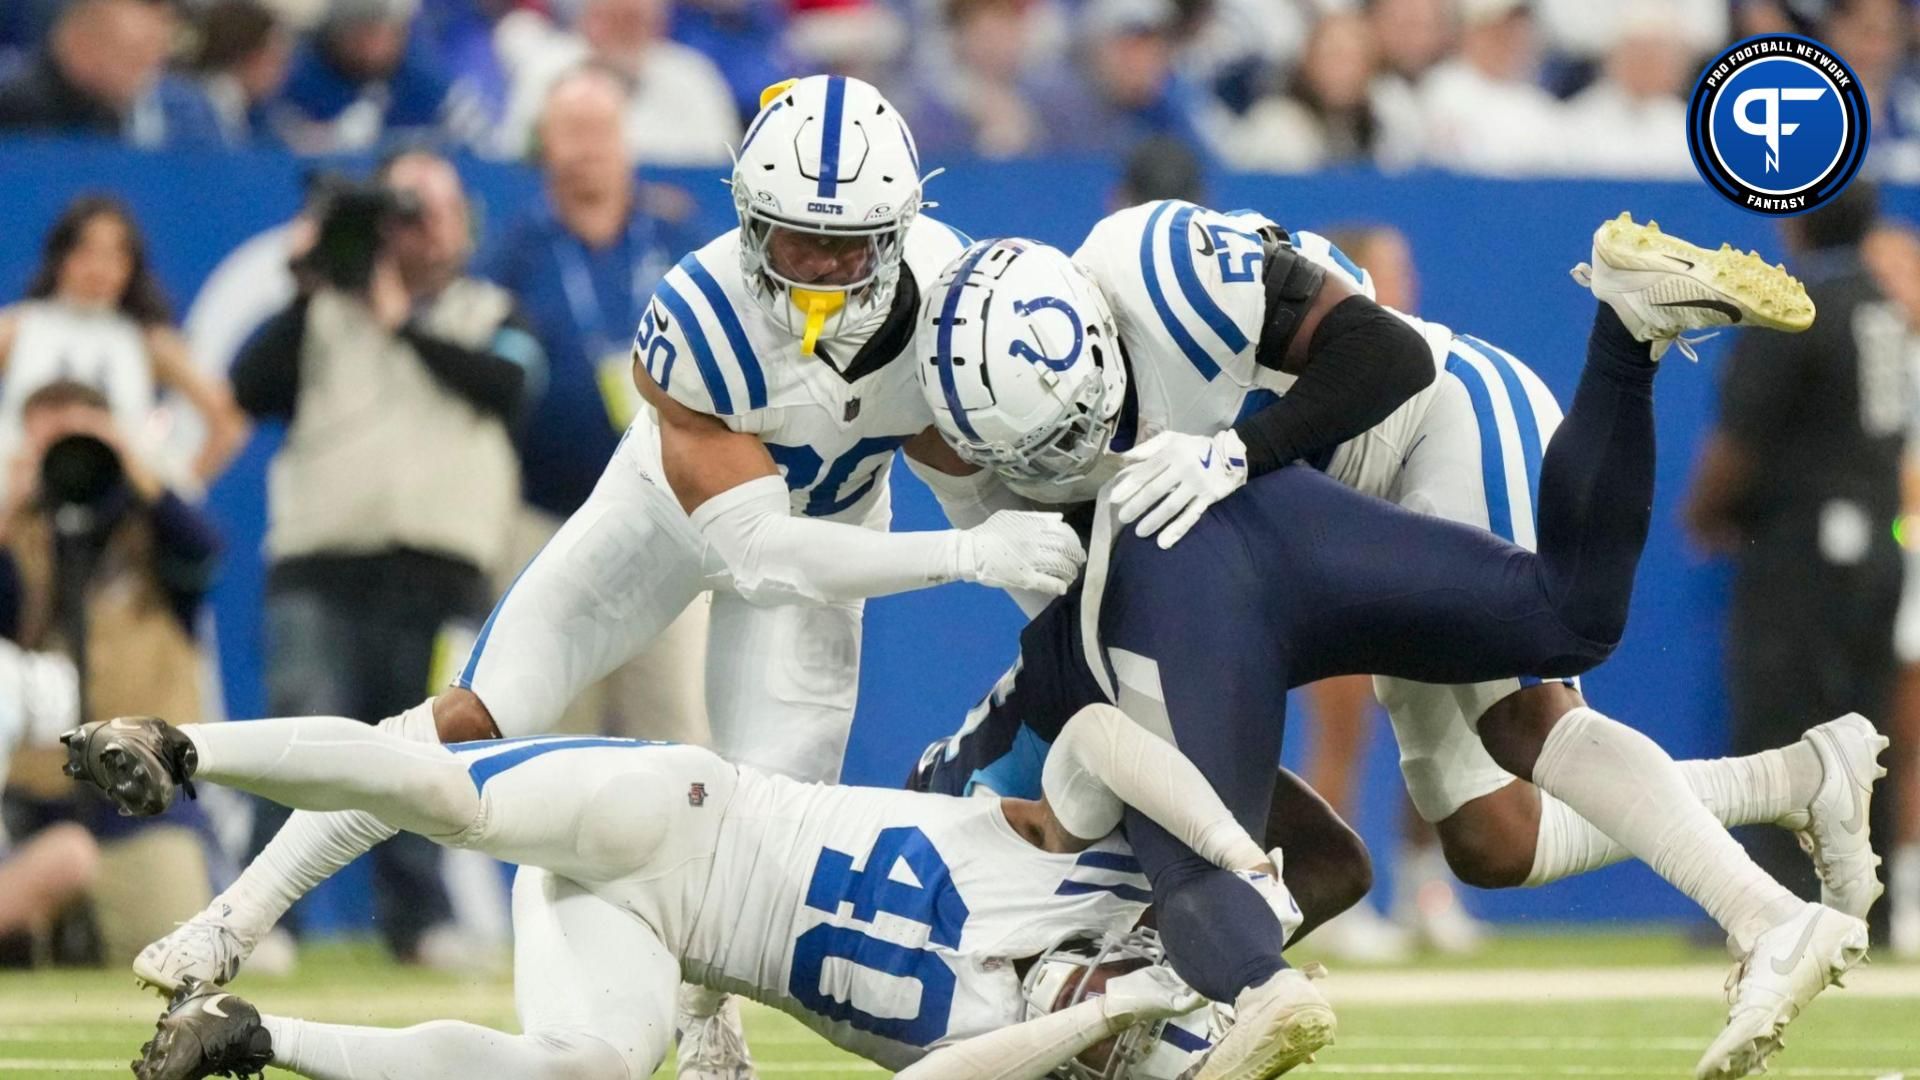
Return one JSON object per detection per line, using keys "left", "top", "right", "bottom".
{"left": 0, "top": 1059, "right": 138, "bottom": 1072}
{"left": 1325, "top": 965, "right": 1920, "bottom": 1005}
{"left": 1305, "top": 1060, "right": 1904, "bottom": 1068}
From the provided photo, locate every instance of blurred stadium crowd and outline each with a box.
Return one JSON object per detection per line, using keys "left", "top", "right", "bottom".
{"left": 0, "top": 0, "right": 1918, "bottom": 984}
{"left": 3, "top": 0, "right": 1920, "bottom": 178}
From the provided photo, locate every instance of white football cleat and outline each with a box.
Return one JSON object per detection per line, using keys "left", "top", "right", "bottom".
{"left": 1776, "top": 713, "right": 1889, "bottom": 920}
{"left": 675, "top": 985, "right": 756, "bottom": 1080}
{"left": 1195, "top": 966, "right": 1336, "bottom": 1080}
{"left": 133, "top": 906, "right": 256, "bottom": 994}
{"left": 1695, "top": 902, "right": 1868, "bottom": 1080}
{"left": 1571, "top": 212, "right": 1815, "bottom": 360}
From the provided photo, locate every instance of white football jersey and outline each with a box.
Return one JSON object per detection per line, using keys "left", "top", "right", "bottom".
{"left": 1069, "top": 200, "right": 1457, "bottom": 502}
{"left": 632, "top": 215, "right": 967, "bottom": 526}
{"left": 683, "top": 769, "right": 1150, "bottom": 1070}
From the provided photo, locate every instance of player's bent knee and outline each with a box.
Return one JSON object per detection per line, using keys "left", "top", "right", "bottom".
{"left": 1443, "top": 791, "right": 1543, "bottom": 883}
{"left": 434, "top": 688, "right": 503, "bottom": 744}
{"left": 1475, "top": 684, "right": 1585, "bottom": 778}
{"left": 575, "top": 782, "right": 673, "bottom": 872}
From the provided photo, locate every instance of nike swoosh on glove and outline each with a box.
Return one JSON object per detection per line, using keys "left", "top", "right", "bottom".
{"left": 956, "top": 510, "right": 1087, "bottom": 595}
{"left": 1110, "top": 429, "right": 1249, "bottom": 548}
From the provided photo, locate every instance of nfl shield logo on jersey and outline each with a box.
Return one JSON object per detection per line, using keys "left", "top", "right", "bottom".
{"left": 688, "top": 782, "right": 708, "bottom": 807}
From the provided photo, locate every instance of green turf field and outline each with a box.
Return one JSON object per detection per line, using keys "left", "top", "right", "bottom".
{"left": 2, "top": 933, "right": 1915, "bottom": 1079}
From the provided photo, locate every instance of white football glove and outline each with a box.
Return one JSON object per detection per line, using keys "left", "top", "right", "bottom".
{"left": 1110, "top": 430, "right": 1249, "bottom": 549}
{"left": 955, "top": 510, "right": 1086, "bottom": 595}
{"left": 1098, "top": 965, "right": 1205, "bottom": 1024}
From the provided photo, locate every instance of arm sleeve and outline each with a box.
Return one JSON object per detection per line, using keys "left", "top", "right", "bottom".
{"left": 1042, "top": 704, "right": 1269, "bottom": 872}
{"left": 1233, "top": 295, "right": 1435, "bottom": 476}
{"left": 230, "top": 296, "right": 310, "bottom": 421}
{"left": 903, "top": 457, "right": 1054, "bottom": 619}
{"left": 690, "top": 475, "right": 968, "bottom": 607}
{"left": 399, "top": 313, "right": 535, "bottom": 424}
{"left": 896, "top": 998, "right": 1120, "bottom": 1080}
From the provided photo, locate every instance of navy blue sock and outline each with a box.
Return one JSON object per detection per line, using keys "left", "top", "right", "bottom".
{"left": 1130, "top": 811, "right": 1286, "bottom": 1002}
{"left": 1531, "top": 303, "right": 1658, "bottom": 648}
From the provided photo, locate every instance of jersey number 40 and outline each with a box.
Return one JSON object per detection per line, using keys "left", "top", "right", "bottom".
{"left": 790, "top": 826, "right": 971, "bottom": 1046}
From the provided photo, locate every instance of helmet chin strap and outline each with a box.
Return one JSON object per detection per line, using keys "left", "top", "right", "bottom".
{"left": 790, "top": 286, "right": 845, "bottom": 357}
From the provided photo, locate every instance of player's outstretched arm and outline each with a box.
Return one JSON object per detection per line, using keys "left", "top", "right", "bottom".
{"left": 903, "top": 429, "right": 1059, "bottom": 618}
{"left": 896, "top": 966, "right": 1200, "bottom": 1080}
{"left": 1041, "top": 704, "right": 1269, "bottom": 873}
{"left": 636, "top": 367, "right": 1086, "bottom": 604}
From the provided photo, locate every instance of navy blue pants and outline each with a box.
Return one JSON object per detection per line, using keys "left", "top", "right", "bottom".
{"left": 911, "top": 309, "right": 1657, "bottom": 1000}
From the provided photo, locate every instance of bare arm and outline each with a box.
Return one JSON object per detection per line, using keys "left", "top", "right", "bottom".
{"left": 149, "top": 326, "right": 251, "bottom": 485}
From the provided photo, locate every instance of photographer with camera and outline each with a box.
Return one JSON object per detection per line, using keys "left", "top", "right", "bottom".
{"left": 0, "top": 379, "right": 219, "bottom": 965}
{"left": 231, "top": 149, "right": 536, "bottom": 969}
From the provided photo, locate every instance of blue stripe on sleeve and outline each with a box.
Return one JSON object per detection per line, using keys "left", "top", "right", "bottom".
{"left": 681, "top": 254, "right": 767, "bottom": 410}
{"left": 1054, "top": 879, "right": 1154, "bottom": 904}
{"left": 818, "top": 76, "right": 846, "bottom": 197}
{"left": 1166, "top": 204, "right": 1250, "bottom": 354}
{"left": 1444, "top": 350, "right": 1515, "bottom": 542}
{"left": 456, "top": 556, "right": 535, "bottom": 689}
{"left": 1320, "top": 238, "right": 1366, "bottom": 285}
{"left": 1075, "top": 849, "right": 1143, "bottom": 874}
{"left": 1459, "top": 334, "right": 1543, "bottom": 523}
{"left": 1138, "top": 202, "right": 1220, "bottom": 380}
{"left": 652, "top": 277, "right": 736, "bottom": 415}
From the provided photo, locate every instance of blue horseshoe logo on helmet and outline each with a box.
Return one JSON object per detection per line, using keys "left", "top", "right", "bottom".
{"left": 1007, "top": 296, "right": 1084, "bottom": 372}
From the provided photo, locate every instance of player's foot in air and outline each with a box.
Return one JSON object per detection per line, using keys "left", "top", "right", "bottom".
{"left": 1572, "top": 212, "right": 1816, "bottom": 359}
{"left": 135, "top": 908, "right": 254, "bottom": 995}
{"left": 1776, "top": 713, "right": 1890, "bottom": 920}
{"left": 1695, "top": 902, "right": 1868, "bottom": 1080}
{"left": 1195, "top": 966, "right": 1336, "bottom": 1080}
{"left": 61, "top": 716, "right": 197, "bottom": 817}
{"left": 134, "top": 978, "right": 274, "bottom": 1080}
{"left": 675, "top": 985, "right": 757, "bottom": 1079}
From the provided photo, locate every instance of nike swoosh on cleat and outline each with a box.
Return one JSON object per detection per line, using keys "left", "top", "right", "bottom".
{"left": 1656, "top": 298, "right": 1743, "bottom": 322}
{"left": 203, "top": 994, "right": 230, "bottom": 1019}
{"left": 1843, "top": 777, "right": 1866, "bottom": 834}
{"left": 1666, "top": 255, "right": 1696, "bottom": 270}
{"left": 1769, "top": 913, "right": 1824, "bottom": 976}
{"left": 1200, "top": 448, "right": 1213, "bottom": 468}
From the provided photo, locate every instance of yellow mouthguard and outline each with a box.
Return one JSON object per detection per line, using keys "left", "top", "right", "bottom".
{"left": 760, "top": 79, "right": 799, "bottom": 109}
{"left": 791, "top": 287, "right": 845, "bottom": 357}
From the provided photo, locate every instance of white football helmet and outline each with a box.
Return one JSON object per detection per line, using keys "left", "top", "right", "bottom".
{"left": 915, "top": 239, "right": 1128, "bottom": 502}
{"left": 732, "top": 75, "right": 925, "bottom": 355}
{"left": 1022, "top": 928, "right": 1229, "bottom": 1080}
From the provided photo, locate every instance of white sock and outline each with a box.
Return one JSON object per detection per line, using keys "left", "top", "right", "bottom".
{"left": 261, "top": 1014, "right": 625, "bottom": 1080}
{"left": 1531, "top": 707, "right": 1802, "bottom": 951}
{"left": 197, "top": 705, "right": 446, "bottom": 940}
{"left": 1678, "top": 743, "right": 1822, "bottom": 827}
{"left": 1525, "top": 740, "right": 1825, "bottom": 886}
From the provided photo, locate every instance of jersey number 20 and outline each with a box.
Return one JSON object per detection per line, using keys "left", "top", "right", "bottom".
{"left": 790, "top": 826, "right": 971, "bottom": 1046}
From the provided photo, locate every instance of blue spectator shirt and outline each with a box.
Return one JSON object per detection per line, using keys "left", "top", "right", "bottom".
{"left": 478, "top": 193, "right": 697, "bottom": 517}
